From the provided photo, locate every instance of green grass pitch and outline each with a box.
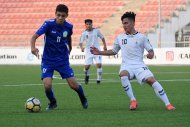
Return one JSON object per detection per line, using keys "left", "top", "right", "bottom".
{"left": 0, "top": 65, "right": 190, "bottom": 127}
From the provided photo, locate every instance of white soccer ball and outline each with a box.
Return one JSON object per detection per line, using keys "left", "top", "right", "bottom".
{"left": 25, "top": 97, "right": 41, "bottom": 112}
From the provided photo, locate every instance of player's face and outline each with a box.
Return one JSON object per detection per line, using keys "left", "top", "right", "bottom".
{"left": 85, "top": 22, "right": 93, "bottom": 30}
{"left": 122, "top": 18, "right": 135, "bottom": 34}
{"left": 55, "top": 11, "right": 68, "bottom": 24}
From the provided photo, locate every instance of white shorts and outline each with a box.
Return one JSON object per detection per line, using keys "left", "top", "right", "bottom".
{"left": 119, "top": 64, "right": 154, "bottom": 84}
{"left": 84, "top": 54, "right": 102, "bottom": 65}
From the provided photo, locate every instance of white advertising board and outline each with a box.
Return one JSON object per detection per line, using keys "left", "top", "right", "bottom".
{"left": 0, "top": 47, "right": 190, "bottom": 65}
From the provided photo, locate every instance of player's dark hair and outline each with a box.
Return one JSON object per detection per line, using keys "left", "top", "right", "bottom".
{"left": 85, "top": 19, "right": 93, "bottom": 24}
{"left": 56, "top": 4, "right": 68, "bottom": 14}
{"left": 121, "top": 11, "right": 136, "bottom": 22}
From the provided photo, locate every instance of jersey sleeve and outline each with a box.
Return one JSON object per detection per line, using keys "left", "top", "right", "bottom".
{"left": 79, "top": 32, "right": 85, "bottom": 44}
{"left": 67, "top": 23, "right": 73, "bottom": 37}
{"left": 36, "top": 21, "right": 49, "bottom": 36}
{"left": 68, "top": 26, "right": 73, "bottom": 37}
{"left": 97, "top": 29, "right": 104, "bottom": 39}
{"left": 112, "top": 36, "right": 120, "bottom": 54}
{"left": 144, "top": 36, "right": 153, "bottom": 52}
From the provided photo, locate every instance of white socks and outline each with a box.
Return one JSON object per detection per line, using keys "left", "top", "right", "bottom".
{"left": 121, "top": 76, "right": 136, "bottom": 101}
{"left": 152, "top": 81, "right": 170, "bottom": 106}
{"left": 120, "top": 77, "right": 170, "bottom": 106}
{"left": 97, "top": 68, "right": 102, "bottom": 81}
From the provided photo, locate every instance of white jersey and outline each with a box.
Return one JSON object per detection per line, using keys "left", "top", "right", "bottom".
{"left": 112, "top": 32, "right": 153, "bottom": 66}
{"left": 80, "top": 28, "right": 104, "bottom": 55}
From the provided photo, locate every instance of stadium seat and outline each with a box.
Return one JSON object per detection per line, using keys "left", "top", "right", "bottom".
{"left": 0, "top": 0, "right": 127, "bottom": 47}
{"left": 118, "top": 0, "right": 188, "bottom": 36}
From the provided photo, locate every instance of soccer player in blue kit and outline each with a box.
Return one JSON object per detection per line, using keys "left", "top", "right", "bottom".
{"left": 30, "top": 4, "right": 88, "bottom": 110}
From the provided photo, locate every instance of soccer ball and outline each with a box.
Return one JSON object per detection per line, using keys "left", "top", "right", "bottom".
{"left": 25, "top": 97, "right": 41, "bottom": 112}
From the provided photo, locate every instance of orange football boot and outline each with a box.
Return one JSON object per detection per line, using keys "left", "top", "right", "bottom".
{"left": 130, "top": 100, "right": 138, "bottom": 110}
{"left": 166, "top": 104, "right": 176, "bottom": 111}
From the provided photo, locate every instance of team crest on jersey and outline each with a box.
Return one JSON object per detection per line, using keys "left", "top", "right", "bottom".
{"left": 63, "top": 31, "right": 68, "bottom": 37}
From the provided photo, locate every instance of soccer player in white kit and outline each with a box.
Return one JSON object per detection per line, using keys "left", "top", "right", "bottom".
{"left": 90, "top": 12, "right": 175, "bottom": 111}
{"left": 79, "top": 19, "right": 107, "bottom": 84}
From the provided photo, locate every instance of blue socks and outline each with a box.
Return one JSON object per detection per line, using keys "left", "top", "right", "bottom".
{"left": 75, "top": 85, "right": 86, "bottom": 102}
{"left": 45, "top": 89, "right": 56, "bottom": 103}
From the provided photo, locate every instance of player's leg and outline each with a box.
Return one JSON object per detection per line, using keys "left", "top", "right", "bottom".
{"left": 146, "top": 77, "right": 175, "bottom": 110}
{"left": 58, "top": 65, "right": 88, "bottom": 109}
{"left": 41, "top": 65, "right": 57, "bottom": 110}
{"left": 66, "top": 77, "right": 88, "bottom": 109}
{"left": 43, "top": 78, "right": 57, "bottom": 110}
{"left": 84, "top": 65, "right": 90, "bottom": 84}
{"left": 135, "top": 67, "right": 175, "bottom": 110}
{"left": 120, "top": 68, "right": 137, "bottom": 110}
{"left": 84, "top": 55, "right": 93, "bottom": 84}
{"left": 95, "top": 55, "right": 102, "bottom": 84}
{"left": 96, "top": 63, "right": 102, "bottom": 84}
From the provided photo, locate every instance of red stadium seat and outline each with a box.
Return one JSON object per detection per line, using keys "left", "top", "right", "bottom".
{"left": 0, "top": 0, "right": 129, "bottom": 47}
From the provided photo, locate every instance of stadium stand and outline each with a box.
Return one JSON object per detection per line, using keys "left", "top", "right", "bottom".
{"left": 113, "top": 0, "right": 189, "bottom": 37}
{"left": 0, "top": 0, "right": 128, "bottom": 47}
{"left": 0, "top": 0, "right": 189, "bottom": 47}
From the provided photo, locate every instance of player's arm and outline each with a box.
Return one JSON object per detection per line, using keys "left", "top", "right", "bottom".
{"left": 101, "top": 38, "right": 107, "bottom": 51}
{"left": 90, "top": 47, "right": 116, "bottom": 56}
{"left": 97, "top": 29, "right": 107, "bottom": 51}
{"left": 79, "top": 43, "right": 84, "bottom": 52}
{"left": 68, "top": 36, "right": 72, "bottom": 53}
{"left": 91, "top": 35, "right": 120, "bottom": 56}
{"left": 144, "top": 37, "right": 154, "bottom": 59}
{"left": 91, "top": 36, "right": 120, "bottom": 55}
{"left": 30, "top": 33, "right": 40, "bottom": 59}
{"left": 147, "top": 49, "right": 154, "bottom": 59}
{"left": 79, "top": 33, "right": 85, "bottom": 52}
{"left": 31, "top": 21, "right": 48, "bottom": 59}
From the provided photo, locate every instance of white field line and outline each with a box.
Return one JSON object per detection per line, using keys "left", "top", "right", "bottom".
{"left": 73, "top": 72, "right": 190, "bottom": 76}
{"left": 2, "top": 78, "right": 190, "bottom": 87}
{"left": 2, "top": 72, "right": 190, "bottom": 87}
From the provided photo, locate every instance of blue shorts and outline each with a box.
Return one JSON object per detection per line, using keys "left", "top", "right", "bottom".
{"left": 41, "top": 63, "right": 74, "bottom": 79}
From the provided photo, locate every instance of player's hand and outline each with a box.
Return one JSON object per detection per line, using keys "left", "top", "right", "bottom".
{"left": 31, "top": 47, "right": 40, "bottom": 59}
{"left": 103, "top": 47, "right": 107, "bottom": 51}
{"left": 146, "top": 52, "right": 154, "bottom": 59}
{"left": 81, "top": 47, "right": 84, "bottom": 52}
{"left": 90, "top": 47, "right": 100, "bottom": 55}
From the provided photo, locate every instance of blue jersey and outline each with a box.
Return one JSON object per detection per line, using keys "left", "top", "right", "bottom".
{"left": 36, "top": 19, "right": 73, "bottom": 65}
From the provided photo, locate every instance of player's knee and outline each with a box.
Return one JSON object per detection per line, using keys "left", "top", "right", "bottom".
{"left": 43, "top": 79, "right": 52, "bottom": 89}
{"left": 145, "top": 77, "right": 156, "bottom": 85}
{"left": 70, "top": 83, "right": 78, "bottom": 90}
{"left": 119, "top": 71, "right": 129, "bottom": 77}
{"left": 96, "top": 64, "right": 102, "bottom": 68}
{"left": 69, "top": 84, "right": 75, "bottom": 90}
{"left": 43, "top": 83, "right": 52, "bottom": 90}
{"left": 84, "top": 65, "right": 90, "bottom": 70}
{"left": 67, "top": 79, "right": 78, "bottom": 90}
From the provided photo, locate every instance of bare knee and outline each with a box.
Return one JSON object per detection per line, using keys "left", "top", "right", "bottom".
{"left": 85, "top": 65, "right": 90, "bottom": 70}
{"left": 145, "top": 77, "right": 156, "bottom": 86}
{"left": 43, "top": 78, "right": 52, "bottom": 90}
{"left": 119, "top": 70, "right": 129, "bottom": 77}
{"left": 67, "top": 77, "right": 79, "bottom": 90}
{"left": 96, "top": 64, "right": 102, "bottom": 68}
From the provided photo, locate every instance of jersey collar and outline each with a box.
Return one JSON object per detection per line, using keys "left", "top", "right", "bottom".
{"left": 126, "top": 31, "right": 138, "bottom": 35}
{"left": 86, "top": 28, "right": 95, "bottom": 32}
{"left": 54, "top": 19, "right": 66, "bottom": 26}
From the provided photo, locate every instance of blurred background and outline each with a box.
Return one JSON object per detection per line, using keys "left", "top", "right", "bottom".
{"left": 0, "top": 0, "right": 190, "bottom": 64}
